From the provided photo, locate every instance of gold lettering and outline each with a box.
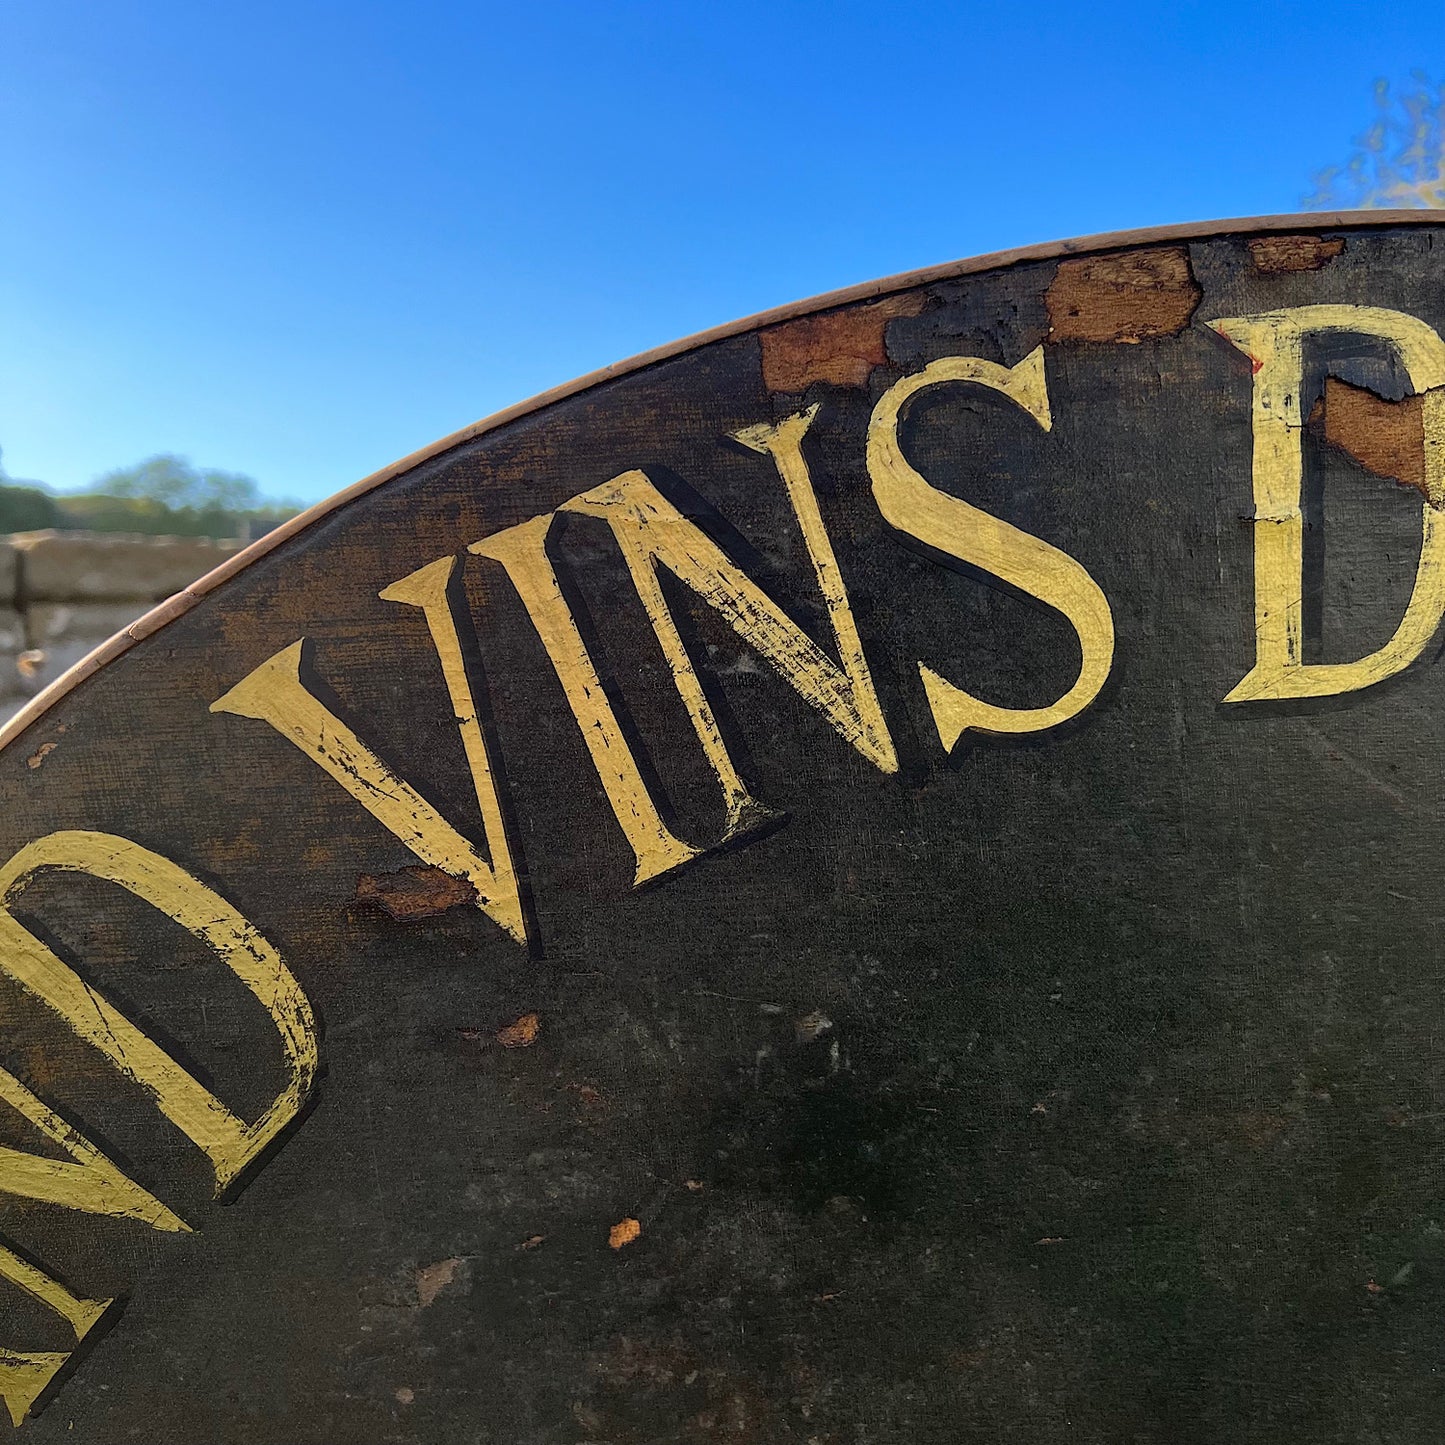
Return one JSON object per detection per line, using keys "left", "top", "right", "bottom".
{"left": 867, "top": 347, "right": 1115, "bottom": 750}
{"left": 562, "top": 409, "right": 895, "bottom": 832}
{"left": 377, "top": 556, "right": 525, "bottom": 932}
{"left": 470, "top": 515, "right": 701, "bottom": 886}
{"left": 0, "top": 1243, "right": 112, "bottom": 1427}
{"left": 1211, "top": 304, "right": 1445, "bottom": 702}
{"left": 0, "top": 831, "right": 318, "bottom": 1195}
{"left": 0, "top": 1065, "right": 188, "bottom": 1231}
{"left": 211, "top": 639, "right": 527, "bottom": 942}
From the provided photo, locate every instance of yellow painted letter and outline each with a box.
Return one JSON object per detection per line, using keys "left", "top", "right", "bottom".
{"left": 377, "top": 555, "right": 525, "bottom": 932}
{"left": 0, "top": 831, "right": 318, "bottom": 1196}
{"left": 562, "top": 407, "right": 895, "bottom": 833}
{"left": 1211, "top": 304, "right": 1445, "bottom": 702}
{"left": 0, "top": 1244, "right": 113, "bottom": 1426}
{"left": 470, "top": 515, "right": 701, "bottom": 886}
{"left": 0, "top": 1065, "right": 188, "bottom": 1231}
{"left": 867, "top": 347, "right": 1115, "bottom": 750}
{"left": 211, "top": 638, "right": 527, "bottom": 943}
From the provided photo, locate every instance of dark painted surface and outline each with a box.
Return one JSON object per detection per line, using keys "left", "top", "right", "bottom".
{"left": 4, "top": 224, "right": 1445, "bottom": 1442}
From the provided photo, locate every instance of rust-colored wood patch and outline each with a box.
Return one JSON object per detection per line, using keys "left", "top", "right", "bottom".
{"left": 1045, "top": 246, "right": 1201, "bottom": 343}
{"left": 1310, "top": 376, "right": 1440, "bottom": 505}
{"left": 1248, "top": 234, "right": 1345, "bottom": 273}
{"left": 496, "top": 1012, "right": 541, "bottom": 1048}
{"left": 608, "top": 1217, "right": 642, "bottom": 1250}
{"left": 355, "top": 864, "right": 476, "bottom": 919}
{"left": 760, "top": 292, "right": 926, "bottom": 392}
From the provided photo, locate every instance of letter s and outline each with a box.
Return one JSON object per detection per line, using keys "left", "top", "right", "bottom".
{"left": 867, "top": 347, "right": 1115, "bottom": 751}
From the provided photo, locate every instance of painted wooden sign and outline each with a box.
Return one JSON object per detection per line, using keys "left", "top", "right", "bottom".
{"left": 4, "top": 214, "right": 1445, "bottom": 1442}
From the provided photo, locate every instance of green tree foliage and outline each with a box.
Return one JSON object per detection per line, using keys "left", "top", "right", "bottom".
{"left": 1308, "top": 75, "right": 1445, "bottom": 209}
{"left": 94, "top": 454, "right": 264, "bottom": 512}
{"left": 75, "top": 454, "right": 296, "bottom": 538}
{"left": 0, "top": 485, "right": 62, "bottom": 533}
{"left": 0, "top": 448, "right": 63, "bottom": 531}
{"left": 0, "top": 450, "right": 298, "bottom": 539}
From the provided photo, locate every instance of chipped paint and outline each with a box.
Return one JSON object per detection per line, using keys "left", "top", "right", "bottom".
{"left": 496, "top": 1012, "right": 541, "bottom": 1049}
{"left": 354, "top": 864, "right": 477, "bottom": 920}
{"left": 608, "top": 1217, "right": 642, "bottom": 1250}
{"left": 1311, "top": 375, "right": 1441, "bottom": 505}
{"left": 1213, "top": 304, "right": 1445, "bottom": 702}
{"left": 415, "top": 1258, "right": 466, "bottom": 1309}
{"left": 759, "top": 292, "right": 926, "bottom": 392}
{"left": 1046, "top": 246, "right": 1201, "bottom": 342}
{"left": 1248, "top": 234, "right": 1345, "bottom": 273}
{"left": 24, "top": 742, "right": 55, "bottom": 770}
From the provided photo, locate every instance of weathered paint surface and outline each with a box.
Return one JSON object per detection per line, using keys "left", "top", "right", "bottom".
{"left": 4, "top": 220, "right": 1445, "bottom": 1441}
{"left": 1247, "top": 233, "right": 1348, "bottom": 273}
{"left": 1045, "top": 244, "right": 1203, "bottom": 341}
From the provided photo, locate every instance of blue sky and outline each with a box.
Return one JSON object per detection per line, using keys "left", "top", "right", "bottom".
{"left": 1, "top": 0, "right": 1442, "bottom": 505}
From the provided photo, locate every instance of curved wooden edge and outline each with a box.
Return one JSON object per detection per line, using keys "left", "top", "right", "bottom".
{"left": 3, "top": 208, "right": 1439, "bottom": 753}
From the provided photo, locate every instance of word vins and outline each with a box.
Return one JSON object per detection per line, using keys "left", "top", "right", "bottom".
{"left": 214, "top": 303, "right": 1441, "bottom": 948}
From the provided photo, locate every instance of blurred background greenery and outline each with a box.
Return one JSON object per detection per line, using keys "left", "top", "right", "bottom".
{"left": 0, "top": 450, "right": 298, "bottom": 539}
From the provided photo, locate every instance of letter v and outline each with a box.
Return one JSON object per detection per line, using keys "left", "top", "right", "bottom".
{"left": 211, "top": 609, "right": 526, "bottom": 947}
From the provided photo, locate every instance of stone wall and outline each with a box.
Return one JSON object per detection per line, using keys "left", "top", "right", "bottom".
{"left": 0, "top": 531, "right": 241, "bottom": 725}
